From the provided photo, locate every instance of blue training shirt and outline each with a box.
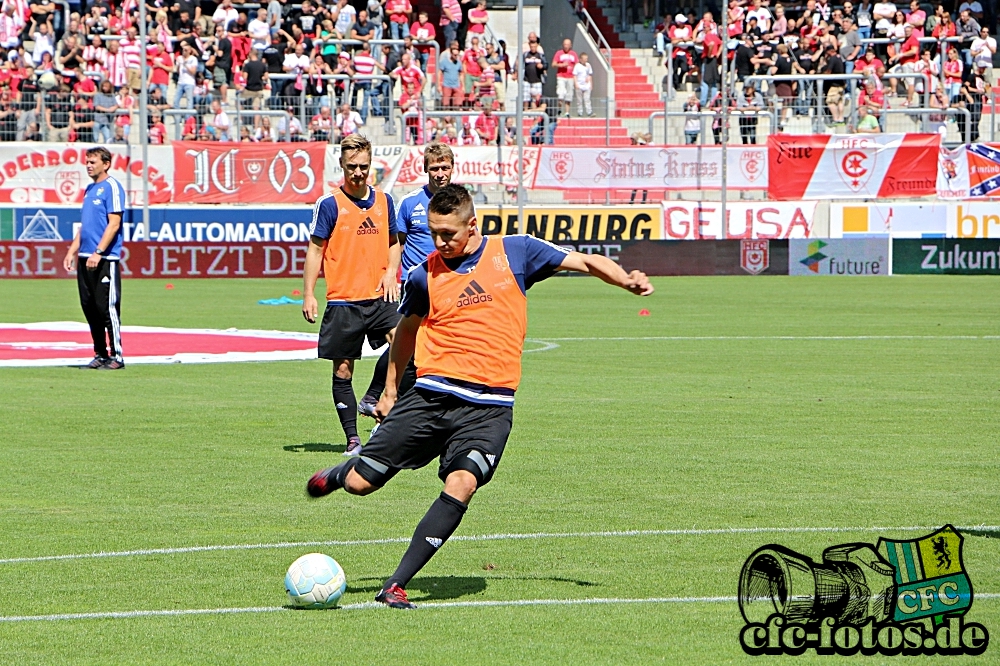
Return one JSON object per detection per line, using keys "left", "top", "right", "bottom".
{"left": 79, "top": 176, "right": 125, "bottom": 259}
{"left": 309, "top": 186, "right": 398, "bottom": 241}
{"left": 396, "top": 185, "right": 436, "bottom": 280}
{"left": 399, "top": 234, "right": 570, "bottom": 405}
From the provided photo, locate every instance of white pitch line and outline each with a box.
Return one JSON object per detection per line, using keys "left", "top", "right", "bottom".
{"left": 535, "top": 335, "right": 997, "bottom": 341}
{"left": 3, "top": 594, "right": 1000, "bottom": 624}
{"left": 2, "top": 525, "right": 996, "bottom": 566}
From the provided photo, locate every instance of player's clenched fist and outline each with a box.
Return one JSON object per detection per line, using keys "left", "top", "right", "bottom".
{"left": 624, "top": 270, "right": 654, "bottom": 296}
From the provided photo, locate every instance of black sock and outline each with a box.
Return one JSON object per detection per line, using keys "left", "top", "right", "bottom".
{"left": 327, "top": 458, "right": 359, "bottom": 492}
{"left": 332, "top": 376, "right": 358, "bottom": 439}
{"left": 384, "top": 493, "right": 467, "bottom": 591}
{"left": 364, "top": 349, "right": 390, "bottom": 401}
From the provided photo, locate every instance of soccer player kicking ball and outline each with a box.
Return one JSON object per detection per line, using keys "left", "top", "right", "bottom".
{"left": 307, "top": 185, "right": 653, "bottom": 609}
{"left": 302, "top": 134, "right": 401, "bottom": 457}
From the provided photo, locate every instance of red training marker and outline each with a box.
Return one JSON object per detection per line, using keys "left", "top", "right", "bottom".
{"left": 638, "top": 309, "right": 650, "bottom": 316}
{"left": 165, "top": 284, "right": 174, "bottom": 290}
{"left": 291, "top": 289, "right": 301, "bottom": 296}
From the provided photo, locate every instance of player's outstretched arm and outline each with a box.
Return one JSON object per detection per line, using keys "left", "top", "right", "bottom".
{"left": 377, "top": 313, "right": 421, "bottom": 419}
{"left": 302, "top": 237, "right": 326, "bottom": 323}
{"left": 558, "top": 251, "right": 654, "bottom": 296}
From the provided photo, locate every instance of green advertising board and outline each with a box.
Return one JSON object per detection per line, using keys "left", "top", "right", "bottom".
{"left": 894, "top": 239, "right": 1000, "bottom": 275}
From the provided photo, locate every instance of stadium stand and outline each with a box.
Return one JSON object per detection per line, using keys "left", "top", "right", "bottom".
{"left": 0, "top": 0, "right": 991, "bottom": 147}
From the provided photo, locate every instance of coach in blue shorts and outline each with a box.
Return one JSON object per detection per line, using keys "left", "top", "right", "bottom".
{"left": 63, "top": 147, "right": 126, "bottom": 370}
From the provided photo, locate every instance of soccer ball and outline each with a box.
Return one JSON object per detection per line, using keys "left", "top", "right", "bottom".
{"left": 284, "top": 553, "right": 347, "bottom": 609}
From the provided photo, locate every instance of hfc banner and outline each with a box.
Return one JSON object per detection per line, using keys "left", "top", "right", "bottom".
{"left": 172, "top": 142, "right": 326, "bottom": 204}
{"left": 877, "top": 525, "right": 973, "bottom": 623}
{"left": 768, "top": 134, "right": 939, "bottom": 200}
{"left": 394, "top": 146, "right": 540, "bottom": 188}
{"left": 533, "top": 146, "right": 767, "bottom": 190}
{"left": 0, "top": 143, "right": 172, "bottom": 205}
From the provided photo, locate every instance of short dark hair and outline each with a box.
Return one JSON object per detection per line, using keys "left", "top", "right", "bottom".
{"left": 86, "top": 146, "right": 112, "bottom": 165}
{"left": 429, "top": 184, "right": 474, "bottom": 221}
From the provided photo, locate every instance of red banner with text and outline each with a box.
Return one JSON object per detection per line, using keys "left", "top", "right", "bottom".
{"left": 0, "top": 242, "right": 309, "bottom": 278}
{"left": 172, "top": 142, "right": 326, "bottom": 204}
{"left": 768, "top": 134, "right": 939, "bottom": 200}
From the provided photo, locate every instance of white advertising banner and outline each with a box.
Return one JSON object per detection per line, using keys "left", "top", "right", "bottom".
{"left": 394, "top": 146, "right": 540, "bottom": 187}
{"left": 534, "top": 146, "right": 768, "bottom": 190}
{"left": 789, "top": 238, "right": 890, "bottom": 275}
{"left": 829, "top": 202, "right": 950, "bottom": 238}
{"left": 323, "top": 144, "right": 408, "bottom": 190}
{"left": 661, "top": 201, "right": 817, "bottom": 240}
{"left": 0, "top": 143, "right": 174, "bottom": 205}
{"left": 948, "top": 202, "right": 1000, "bottom": 238}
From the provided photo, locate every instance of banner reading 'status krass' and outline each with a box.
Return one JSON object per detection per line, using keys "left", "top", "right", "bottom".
{"left": 768, "top": 134, "right": 939, "bottom": 200}
{"left": 534, "top": 146, "right": 767, "bottom": 190}
{"left": 172, "top": 142, "right": 326, "bottom": 204}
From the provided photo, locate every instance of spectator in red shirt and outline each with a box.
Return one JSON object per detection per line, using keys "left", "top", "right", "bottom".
{"left": 888, "top": 24, "right": 920, "bottom": 104}
{"left": 148, "top": 44, "right": 173, "bottom": 99}
{"left": 439, "top": 0, "right": 461, "bottom": 50}
{"left": 466, "top": 0, "right": 488, "bottom": 48}
{"left": 669, "top": 14, "right": 694, "bottom": 90}
{"left": 474, "top": 104, "right": 498, "bottom": 144}
{"left": 386, "top": 0, "right": 411, "bottom": 42}
{"left": 931, "top": 12, "right": 956, "bottom": 61}
{"left": 857, "top": 45, "right": 886, "bottom": 83}
{"left": 474, "top": 56, "right": 496, "bottom": 108}
{"left": 462, "top": 36, "right": 484, "bottom": 105}
{"left": 398, "top": 81, "right": 422, "bottom": 144}
{"left": 410, "top": 10, "right": 435, "bottom": 72}
{"left": 943, "top": 46, "right": 963, "bottom": 100}
{"left": 391, "top": 51, "right": 425, "bottom": 98}
{"left": 858, "top": 79, "right": 885, "bottom": 130}
{"left": 148, "top": 111, "right": 167, "bottom": 144}
{"left": 551, "top": 38, "right": 578, "bottom": 117}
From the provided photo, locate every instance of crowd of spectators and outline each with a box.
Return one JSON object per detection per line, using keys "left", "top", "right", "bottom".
{"left": 656, "top": 0, "right": 996, "bottom": 142}
{"left": 0, "top": 0, "right": 528, "bottom": 143}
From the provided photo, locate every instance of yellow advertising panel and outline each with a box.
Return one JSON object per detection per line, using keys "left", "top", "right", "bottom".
{"left": 476, "top": 206, "right": 663, "bottom": 242}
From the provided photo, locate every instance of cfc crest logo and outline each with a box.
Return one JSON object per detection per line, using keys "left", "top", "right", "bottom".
{"left": 738, "top": 525, "right": 988, "bottom": 656}
{"left": 456, "top": 280, "right": 493, "bottom": 307}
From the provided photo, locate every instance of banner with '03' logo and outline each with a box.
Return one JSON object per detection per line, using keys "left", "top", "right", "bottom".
{"left": 172, "top": 142, "right": 326, "bottom": 204}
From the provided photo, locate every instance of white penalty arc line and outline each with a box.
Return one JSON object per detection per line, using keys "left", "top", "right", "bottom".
{"left": 2, "top": 525, "right": 997, "bottom": 566}
{"left": 3, "top": 594, "right": 1000, "bottom": 624}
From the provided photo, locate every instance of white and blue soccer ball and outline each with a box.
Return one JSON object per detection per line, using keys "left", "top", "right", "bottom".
{"left": 284, "top": 553, "right": 347, "bottom": 609}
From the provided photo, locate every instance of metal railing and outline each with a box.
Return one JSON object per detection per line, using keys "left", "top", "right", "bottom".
{"left": 266, "top": 72, "right": 396, "bottom": 135}
{"left": 879, "top": 106, "right": 972, "bottom": 144}
{"left": 575, "top": 0, "right": 613, "bottom": 68}
{"left": 648, "top": 108, "right": 779, "bottom": 145}
{"left": 747, "top": 73, "right": 865, "bottom": 132}
{"left": 398, "top": 109, "right": 548, "bottom": 145}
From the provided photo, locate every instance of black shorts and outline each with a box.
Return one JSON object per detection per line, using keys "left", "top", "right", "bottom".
{"left": 359, "top": 388, "right": 513, "bottom": 487}
{"left": 318, "top": 299, "right": 401, "bottom": 360}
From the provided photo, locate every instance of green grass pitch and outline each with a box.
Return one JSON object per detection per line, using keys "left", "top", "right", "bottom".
{"left": 0, "top": 275, "right": 997, "bottom": 664}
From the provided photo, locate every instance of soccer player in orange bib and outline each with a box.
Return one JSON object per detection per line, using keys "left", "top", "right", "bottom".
{"left": 307, "top": 184, "right": 653, "bottom": 609}
{"left": 302, "top": 134, "right": 401, "bottom": 456}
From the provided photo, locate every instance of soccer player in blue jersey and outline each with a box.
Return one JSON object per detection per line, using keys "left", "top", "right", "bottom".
{"left": 356, "top": 141, "right": 455, "bottom": 418}
{"left": 62, "top": 147, "right": 126, "bottom": 370}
